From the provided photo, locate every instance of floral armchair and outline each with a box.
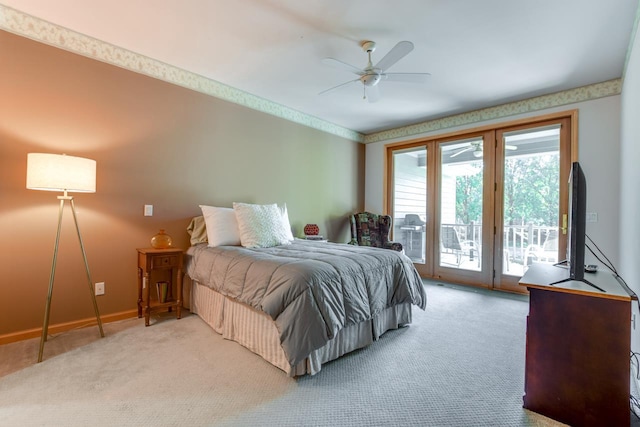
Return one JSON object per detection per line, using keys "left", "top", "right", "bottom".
{"left": 349, "top": 212, "right": 403, "bottom": 252}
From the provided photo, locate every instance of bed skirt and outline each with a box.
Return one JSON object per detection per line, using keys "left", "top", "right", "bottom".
{"left": 191, "top": 280, "right": 412, "bottom": 376}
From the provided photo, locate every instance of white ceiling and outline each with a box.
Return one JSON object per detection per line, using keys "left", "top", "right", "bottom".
{"left": 2, "top": 0, "right": 638, "bottom": 136}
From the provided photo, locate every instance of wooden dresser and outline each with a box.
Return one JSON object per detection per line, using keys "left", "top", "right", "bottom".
{"left": 519, "top": 263, "right": 635, "bottom": 426}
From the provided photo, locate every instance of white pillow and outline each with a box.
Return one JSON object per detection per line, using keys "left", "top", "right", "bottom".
{"left": 199, "top": 205, "right": 241, "bottom": 247}
{"left": 279, "top": 203, "right": 295, "bottom": 242}
{"left": 233, "top": 202, "right": 292, "bottom": 248}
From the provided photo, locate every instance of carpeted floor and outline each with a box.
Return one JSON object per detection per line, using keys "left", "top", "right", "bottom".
{"left": 0, "top": 281, "right": 569, "bottom": 426}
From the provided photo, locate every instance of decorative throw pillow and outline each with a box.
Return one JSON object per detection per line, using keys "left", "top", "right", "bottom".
{"left": 233, "top": 202, "right": 292, "bottom": 248}
{"left": 186, "top": 215, "right": 208, "bottom": 245}
{"left": 199, "top": 205, "right": 241, "bottom": 247}
{"left": 279, "top": 203, "right": 295, "bottom": 242}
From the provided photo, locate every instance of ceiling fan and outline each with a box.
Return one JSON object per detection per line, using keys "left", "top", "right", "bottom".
{"left": 449, "top": 141, "right": 517, "bottom": 158}
{"left": 319, "top": 40, "right": 431, "bottom": 103}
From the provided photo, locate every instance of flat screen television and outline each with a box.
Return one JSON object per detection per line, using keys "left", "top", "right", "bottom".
{"left": 551, "top": 161, "right": 604, "bottom": 291}
{"left": 567, "top": 161, "right": 586, "bottom": 281}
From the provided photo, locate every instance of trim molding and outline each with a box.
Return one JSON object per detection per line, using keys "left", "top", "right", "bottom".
{"left": 0, "top": 5, "right": 363, "bottom": 143}
{"left": 364, "top": 79, "right": 621, "bottom": 144}
{"left": 623, "top": 0, "right": 640, "bottom": 80}
{"left": 0, "top": 310, "right": 137, "bottom": 346}
{"left": 0, "top": 5, "right": 624, "bottom": 145}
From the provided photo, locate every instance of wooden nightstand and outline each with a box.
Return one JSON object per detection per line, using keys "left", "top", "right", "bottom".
{"left": 136, "top": 248, "right": 184, "bottom": 326}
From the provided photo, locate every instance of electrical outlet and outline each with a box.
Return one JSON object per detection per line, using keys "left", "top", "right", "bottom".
{"left": 586, "top": 212, "right": 598, "bottom": 222}
{"left": 144, "top": 205, "right": 153, "bottom": 216}
{"left": 95, "top": 282, "right": 105, "bottom": 296}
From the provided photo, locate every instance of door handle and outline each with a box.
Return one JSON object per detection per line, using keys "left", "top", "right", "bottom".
{"left": 561, "top": 214, "right": 567, "bottom": 234}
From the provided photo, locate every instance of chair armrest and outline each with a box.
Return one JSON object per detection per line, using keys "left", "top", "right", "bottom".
{"left": 385, "top": 242, "right": 404, "bottom": 252}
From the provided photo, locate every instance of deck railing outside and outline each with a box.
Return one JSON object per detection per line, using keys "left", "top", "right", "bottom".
{"left": 395, "top": 222, "right": 559, "bottom": 272}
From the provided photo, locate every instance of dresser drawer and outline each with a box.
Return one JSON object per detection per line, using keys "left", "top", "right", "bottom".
{"left": 151, "top": 255, "right": 178, "bottom": 268}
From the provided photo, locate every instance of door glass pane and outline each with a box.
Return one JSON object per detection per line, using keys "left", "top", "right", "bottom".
{"left": 439, "top": 138, "right": 483, "bottom": 271}
{"left": 502, "top": 125, "right": 561, "bottom": 276}
{"left": 392, "top": 147, "right": 427, "bottom": 264}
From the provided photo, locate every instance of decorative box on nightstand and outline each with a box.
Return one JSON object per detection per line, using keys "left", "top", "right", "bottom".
{"left": 295, "top": 237, "right": 328, "bottom": 243}
{"left": 136, "top": 248, "right": 184, "bottom": 326}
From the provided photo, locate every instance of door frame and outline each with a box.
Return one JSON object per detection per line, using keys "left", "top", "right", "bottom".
{"left": 493, "top": 115, "right": 574, "bottom": 293}
{"left": 385, "top": 110, "right": 578, "bottom": 293}
{"left": 431, "top": 129, "right": 495, "bottom": 287}
{"left": 385, "top": 143, "right": 436, "bottom": 277}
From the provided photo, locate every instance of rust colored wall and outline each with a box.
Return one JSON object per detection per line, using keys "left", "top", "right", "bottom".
{"left": 0, "top": 30, "right": 364, "bottom": 337}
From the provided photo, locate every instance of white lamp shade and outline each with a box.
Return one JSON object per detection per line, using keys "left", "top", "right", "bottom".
{"left": 26, "top": 153, "right": 96, "bottom": 193}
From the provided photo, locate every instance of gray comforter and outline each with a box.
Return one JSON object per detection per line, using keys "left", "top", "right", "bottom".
{"left": 186, "top": 241, "right": 426, "bottom": 366}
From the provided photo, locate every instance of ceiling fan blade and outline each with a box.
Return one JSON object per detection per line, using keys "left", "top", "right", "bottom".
{"left": 450, "top": 146, "right": 474, "bottom": 158}
{"left": 505, "top": 145, "right": 518, "bottom": 151}
{"left": 322, "top": 58, "right": 364, "bottom": 75}
{"left": 318, "top": 78, "right": 359, "bottom": 96}
{"left": 366, "top": 85, "right": 380, "bottom": 103}
{"left": 374, "top": 41, "right": 414, "bottom": 72}
{"left": 384, "top": 72, "right": 431, "bottom": 83}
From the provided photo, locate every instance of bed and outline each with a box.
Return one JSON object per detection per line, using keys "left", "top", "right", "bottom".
{"left": 184, "top": 207, "right": 427, "bottom": 376}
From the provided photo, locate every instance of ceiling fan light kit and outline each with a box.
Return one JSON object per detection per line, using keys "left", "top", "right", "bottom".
{"left": 361, "top": 73, "right": 381, "bottom": 87}
{"left": 320, "top": 40, "right": 430, "bottom": 102}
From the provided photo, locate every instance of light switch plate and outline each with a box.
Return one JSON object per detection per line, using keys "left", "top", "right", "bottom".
{"left": 144, "top": 205, "right": 153, "bottom": 216}
{"left": 95, "top": 282, "right": 105, "bottom": 296}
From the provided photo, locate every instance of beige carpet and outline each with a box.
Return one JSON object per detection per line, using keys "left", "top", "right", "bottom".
{"left": 0, "top": 283, "right": 567, "bottom": 426}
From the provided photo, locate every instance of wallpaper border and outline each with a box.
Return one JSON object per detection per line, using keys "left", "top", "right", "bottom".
{"left": 0, "top": 5, "right": 364, "bottom": 143}
{"left": 363, "top": 79, "right": 622, "bottom": 144}
{"left": 0, "top": 5, "right": 623, "bottom": 145}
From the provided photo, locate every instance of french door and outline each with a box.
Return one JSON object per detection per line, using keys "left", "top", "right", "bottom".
{"left": 390, "top": 146, "right": 429, "bottom": 273}
{"left": 387, "top": 113, "right": 574, "bottom": 292}
{"left": 434, "top": 131, "right": 494, "bottom": 286}
{"left": 494, "top": 118, "right": 571, "bottom": 292}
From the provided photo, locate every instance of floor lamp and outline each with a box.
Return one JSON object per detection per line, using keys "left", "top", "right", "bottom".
{"left": 26, "top": 153, "right": 104, "bottom": 363}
